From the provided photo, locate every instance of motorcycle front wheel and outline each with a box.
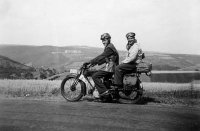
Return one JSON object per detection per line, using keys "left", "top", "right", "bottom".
{"left": 61, "top": 75, "right": 86, "bottom": 102}
{"left": 118, "top": 81, "right": 143, "bottom": 104}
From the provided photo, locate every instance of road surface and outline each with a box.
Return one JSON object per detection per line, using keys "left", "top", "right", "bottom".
{"left": 0, "top": 99, "right": 199, "bottom": 131}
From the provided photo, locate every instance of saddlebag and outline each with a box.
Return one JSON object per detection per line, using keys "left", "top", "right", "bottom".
{"left": 136, "top": 61, "right": 152, "bottom": 74}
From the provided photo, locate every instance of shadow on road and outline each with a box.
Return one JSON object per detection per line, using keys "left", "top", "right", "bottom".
{"left": 137, "top": 97, "right": 161, "bottom": 105}
{"left": 83, "top": 95, "right": 161, "bottom": 105}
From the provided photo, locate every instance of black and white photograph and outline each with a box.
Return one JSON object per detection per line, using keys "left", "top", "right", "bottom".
{"left": 0, "top": 0, "right": 200, "bottom": 131}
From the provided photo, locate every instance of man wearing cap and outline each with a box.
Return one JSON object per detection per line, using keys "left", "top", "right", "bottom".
{"left": 114, "top": 32, "right": 142, "bottom": 89}
{"left": 83, "top": 33, "right": 119, "bottom": 97}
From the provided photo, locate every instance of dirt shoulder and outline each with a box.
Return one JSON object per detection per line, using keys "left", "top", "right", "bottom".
{"left": 0, "top": 94, "right": 199, "bottom": 109}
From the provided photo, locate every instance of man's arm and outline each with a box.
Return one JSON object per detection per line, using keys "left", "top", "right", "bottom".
{"left": 90, "top": 47, "right": 114, "bottom": 65}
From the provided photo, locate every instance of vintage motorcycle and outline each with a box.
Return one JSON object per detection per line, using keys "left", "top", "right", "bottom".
{"left": 60, "top": 53, "right": 152, "bottom": 104}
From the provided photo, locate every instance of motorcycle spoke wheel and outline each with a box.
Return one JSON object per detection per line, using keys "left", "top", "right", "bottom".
{"left": 61, "top": 76, "right": 84, "bottom": 102}
{"left": 119, "top": 91, "right": 138, "bottom": 100}
{"left": 118, "top": 86, "right": 142, "bottom": 104}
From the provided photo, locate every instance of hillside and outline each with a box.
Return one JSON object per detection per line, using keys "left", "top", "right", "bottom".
{"left": 0, "top": 45, "right": 102, "bottom": 72}
{"left": 0, "top": 55, "right": 35, "bottom": 79}
{"left": 0, "top": 55, "right": 33, "bottom": 70}
{"left": 0, "top": 55, "right": 58, "bottom": 79}
{"left": 0, "top": 45, "right": 200, "bottom": 72}
{"left": 144, "top": 52, "right": 200, "bottom": 71}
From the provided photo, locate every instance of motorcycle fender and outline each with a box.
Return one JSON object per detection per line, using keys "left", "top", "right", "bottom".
{"left": 80, "top": 79, "right": 87, "bottom": 95}
{"left": 65, "top": 74, "right": 87, "bottom": 96}
{"left": 78, "top": 74, "right": 87, "bottom": 95}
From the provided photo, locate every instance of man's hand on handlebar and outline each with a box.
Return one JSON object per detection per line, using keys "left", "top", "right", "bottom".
{"left": 83, "top": 62, "right": 91, "bottom": 67}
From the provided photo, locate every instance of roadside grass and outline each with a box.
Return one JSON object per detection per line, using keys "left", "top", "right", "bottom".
{"left": 0, "top": 79, "right": 199, "bottom": 105}
{"left": 142, "top": 82, "right": 200, "bottom": 105}
{"left": 0, "top": 79, "right": 61, "bottom": 97}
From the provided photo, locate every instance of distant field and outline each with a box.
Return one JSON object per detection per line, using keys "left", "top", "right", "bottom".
{"left": 152, "top": 71, "right": 200, "bottom": 73}
{"left": 143, "top": 82, "right": 200, "bottom": 91}
{"left": 0, "top": 79, "right": 199, "bottom": 105}
{"left": 149, "top": 71, "right": 200, "bottom": 83}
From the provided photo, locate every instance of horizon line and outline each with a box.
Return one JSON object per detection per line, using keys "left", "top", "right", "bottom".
{"left": 0, "top": 43, "right": 200, "bottom": 56}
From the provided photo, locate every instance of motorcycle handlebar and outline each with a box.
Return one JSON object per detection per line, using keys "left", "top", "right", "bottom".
{"left": 81, "top": 63, "right": 94, "bottom": 70}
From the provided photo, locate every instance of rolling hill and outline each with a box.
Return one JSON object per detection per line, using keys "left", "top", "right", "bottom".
{"left": 0, "top": 55, "right": 35, "bottom": 79}
{"left": 0, "top": 54, "right": 58, "bottom": 79}
{"left": 0, "top": 55, "right": 33, "bottom": 70}
{"left": 0, "top": 45, "right": 200, "bottom": 72}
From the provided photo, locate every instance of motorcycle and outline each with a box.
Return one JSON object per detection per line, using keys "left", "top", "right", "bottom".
{"left": 60, "top": 53, "right": 152, "bottom": 104}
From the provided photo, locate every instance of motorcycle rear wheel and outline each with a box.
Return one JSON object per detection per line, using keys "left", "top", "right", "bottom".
{"left": 118, "top": 82, "right": 143, "bottom": 104}
{"left": 61, "top": 75, "right": 85, "bottom": 102}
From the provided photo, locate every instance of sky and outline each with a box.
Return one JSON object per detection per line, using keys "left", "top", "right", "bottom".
{"left": 0, "top": 0, "right": 200, "bottom": 54}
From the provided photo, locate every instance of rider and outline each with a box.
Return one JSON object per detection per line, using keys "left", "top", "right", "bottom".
{"left": 114, "top": 32, "right": 143, "bottom": 89}
{"left": 83, "top": 33, "right": 119, "bottom": 97}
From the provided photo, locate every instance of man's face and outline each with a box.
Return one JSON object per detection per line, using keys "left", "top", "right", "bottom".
{"left": 128, "top": 39, "right": 134, "bottom": 45}
{"left": 127, "top": 38, "right": 134, "bottom": 44}
{"left": 101, "top": 39, "right": 109, "bottom": 47}
{"left": 126, "top": 38, "right": 135, "bottom": 50}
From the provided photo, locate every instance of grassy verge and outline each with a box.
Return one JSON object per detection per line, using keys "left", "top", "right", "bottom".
{"left": 0, "top": 79, "right": 61, "bottom": 98}
{"left": 141, "top": 82, "right": 200, "bottom": 106}
{"left": 0, "top": 80, "right": 199, "bottom": 105}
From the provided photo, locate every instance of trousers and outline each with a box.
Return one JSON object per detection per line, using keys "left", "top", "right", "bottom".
{"left": 114, "top": 63, "right": 137, "bottom": 86}
{"left": 91, "top": 70, "right": 113, "bottom": 94}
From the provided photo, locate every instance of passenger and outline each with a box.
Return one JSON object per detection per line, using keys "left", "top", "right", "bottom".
{"left": 114, "top": 32, "right": 142, "bottom": 89}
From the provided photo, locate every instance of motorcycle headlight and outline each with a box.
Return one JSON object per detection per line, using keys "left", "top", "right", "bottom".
{"left": 70, "top": 69, "right": 79, "bottom": 74}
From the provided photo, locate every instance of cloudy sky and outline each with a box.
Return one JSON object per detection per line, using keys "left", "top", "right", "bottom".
{"left": 0, "top": 0, "right": 200, "bottom": 54}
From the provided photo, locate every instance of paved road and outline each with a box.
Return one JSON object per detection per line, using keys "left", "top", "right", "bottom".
{"left": 0, "top": 99, "right": 199, "bottom": 131}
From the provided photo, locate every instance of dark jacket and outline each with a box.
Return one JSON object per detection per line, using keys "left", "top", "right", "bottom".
{"left": 90, "top": 43, "right": 119, "bottom": 72}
